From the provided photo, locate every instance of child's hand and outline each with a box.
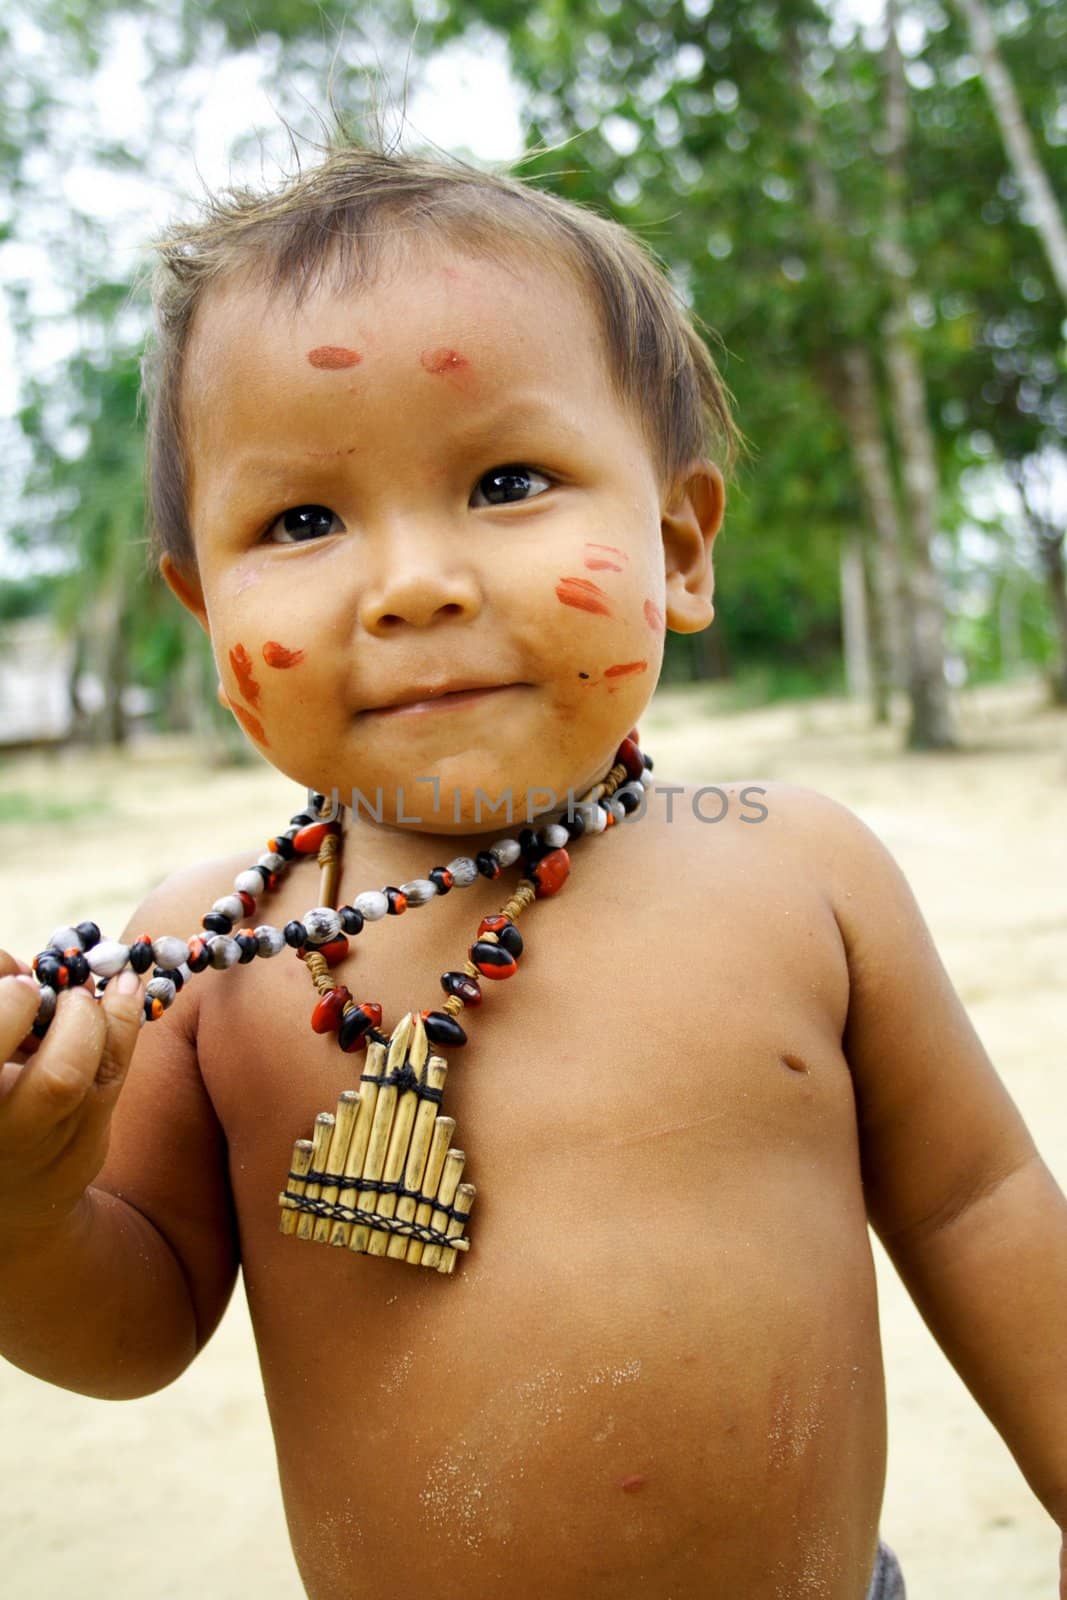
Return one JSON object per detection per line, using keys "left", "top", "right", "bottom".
{"left": 0, "top": 953, "right": 144, "bottom": 1245}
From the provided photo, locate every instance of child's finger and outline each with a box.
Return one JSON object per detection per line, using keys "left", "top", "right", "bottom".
{"left": 0, "top": 972, "right": 46, "bottom": 1065}
{"left": 0, "top": 950, "right": 34, "bottom": 981}
{"left": 2, "top": 985, "right": 106, "bottom": 1138}
{"left": 90, "top": 972, "right": 145, "bottom": 1099}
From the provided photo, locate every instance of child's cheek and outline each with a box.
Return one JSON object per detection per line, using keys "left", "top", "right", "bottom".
{"left": 223, "top": 638, "right": 305, "bottom": 749}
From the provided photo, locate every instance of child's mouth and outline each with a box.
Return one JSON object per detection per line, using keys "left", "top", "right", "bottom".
{"left": 363, "top": 683, "right": 520, "bottom": 718}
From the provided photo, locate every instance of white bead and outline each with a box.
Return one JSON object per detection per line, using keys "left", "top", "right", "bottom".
{"left": 399, "top": 878, "right": 437, "bottom": 906}
{"left": 35, "top": 985, "right": 57, "bottom": 1027}
{"left": 303, "top": 907, "right": 342, "bottom": 944}
{"left": 639, "top": 768, "right": 655, "bottom": 788}
{"left": 209, "top": 937, "right": 241, "bottom": 969}
{"left": 257, "top": 852, "right": 285, "bottom": 872}
{"left": 539, "top": 824, "right": 569, "bottom": 849}
{"left": 233, "top": 870, "right": 264, "bottom": 897}
{"left": 603, "top": 797, "right": 625, "bottom": 822}
{"left": 354, "top": 890, "right": 388, "bottom": 921}
{"left": 175, "top": 963, "right": 192, "bottom": 986}
{"left": 146, "top": 975, "right": 177, "bottom": 1008}
{"left": 48, "top": 925, "right": 84, "bottom": 954}
{"left": 152, "top": 936, "right": 190, "bottom": 971}
{"left": 254, "top": 925, "right": 286, "bottom": 958}
{"left": 490, "top": 838, "right": 522, "bottom": 866}
{"left": 446, "top": 857, "right": 478, "bottom": 887}
{"left": 578, "top": 802, "right": 607, "bottom": 834}
{"left": 212, "top": 895, "right": 244, "bottom": 922}
{"left": 86, "top": 940, "right": 131, "bottom": 978}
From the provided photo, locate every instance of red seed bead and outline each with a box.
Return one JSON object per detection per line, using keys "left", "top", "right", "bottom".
{"left": 470, "top": 940, "right": 518, "bottom": 980}
{"left": 311, "top": 986, "right": 353, "bottom": 1034}
{"left": 298, "top": 936, "right": 349, "bottom": 969}
{"left": 530, "top": 846, "right": 571, "bottom": 898}
{"left": 292, "top": 821, "right": 337, "bottom": 855}
{"left": 626, "top": 726, "right": 640, "bottom": 744}
{"left": 616, "top": 737, "right": 644, "bottom": 781}
{"left": 237, "top": 891, "right": 257, "bottom": 916}
{"left": 477, "top": 914, "right": 513, "bottom": 938}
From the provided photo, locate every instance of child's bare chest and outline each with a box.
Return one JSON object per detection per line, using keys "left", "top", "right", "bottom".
{"left": 193, "top": 800, "right": 887, "bottom": 1599}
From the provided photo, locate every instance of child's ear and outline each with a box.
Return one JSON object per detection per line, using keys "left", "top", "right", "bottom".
{"left": 660, "top": 461, "right": 724, "bottom": 635}
{"left": 160, "top": 554, "right": 210, "bottom": 633}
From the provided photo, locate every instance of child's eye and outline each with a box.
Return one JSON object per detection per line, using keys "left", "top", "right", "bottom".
{"left": 264, "top": 505, "right": 344, "bottom": 544}
{"left": 470, "top": 465, "right": 552, "bottom": 507}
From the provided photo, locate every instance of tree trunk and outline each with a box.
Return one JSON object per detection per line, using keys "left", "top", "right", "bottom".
{"left": 840, "top": 534, "right": 872, "bottom": 701}
{"left": 882, "top": 2, "right": 958, "bottom": 750}
{"left": 1005, "top": 459, "right": 1067, "bottom": 704}
{"left": 954, "top": 0, "right": 1067, "bottom": 307}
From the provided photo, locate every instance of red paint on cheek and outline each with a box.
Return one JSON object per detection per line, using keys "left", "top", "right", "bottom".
{"left": 231, "top": 703, "right": 269, "bottom": 746}
{"left": 421, "top": 347, "right": 469, "bottom": 376}
{"left": 643, "top": 599, "right": 665, "bottom": 632}
{"left": 307, "top": 346, "right": 361, "bottom": 369}
{"left": 584, "top": 542, "right": 627, "bottom": 572}
{"left": 556, "top": 578, "right": 614, "bottom": 618}
{"left": 229, "top": 643, "right": 260, "bottom": 707}
{"left": 604, "top": 660, "right": 648, "bottom": 679}
{"left": 262, "top": 641, "right": 306, "bottom": 669}
{"left": 620, "top": 1475, "right": 648, "bottom": 1494}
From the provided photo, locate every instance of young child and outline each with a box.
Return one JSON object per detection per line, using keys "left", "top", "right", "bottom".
{"left": 0, "top": 139, "right": 1065, "bottom": 1600}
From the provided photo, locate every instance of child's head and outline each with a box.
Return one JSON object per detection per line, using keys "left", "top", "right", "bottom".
{"left": 145, "top": 139, "right": 737, "bottom": 832}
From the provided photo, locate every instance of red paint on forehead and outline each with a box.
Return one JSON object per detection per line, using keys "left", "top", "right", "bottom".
{"left": 262, "top": 641, "right": 306, "bottom": 670}
{"left": 643, "top": 600, "right": 665, "bottom": 632}
{"left": 231, "top": 703, "right": 269, "bottom": 746}
{"left": 556, "top": 577, "right": 613, "bottom": 618}
{"left": 421, "top": 347, "right": 469, "bottom": 376}
{"left": 229, "top": 643, "right": 260, "bottom": 707}
{"left": 604, "top": 659, "right": 648, "bottom": 678}
{"left": 307, "top": 346, "right": 362, "bottom": 370}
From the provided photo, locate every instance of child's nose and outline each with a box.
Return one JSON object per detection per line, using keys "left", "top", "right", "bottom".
{"left": 357, "top": 550, "right": 484, "bottom": 634}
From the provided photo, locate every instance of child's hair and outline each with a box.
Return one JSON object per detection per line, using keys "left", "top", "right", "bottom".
{"left": 142, "top": 133, "right": 740, "bottom": 570}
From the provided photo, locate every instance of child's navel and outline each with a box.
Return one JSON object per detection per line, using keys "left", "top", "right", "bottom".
{"left": 262, "top": 641, "right": 306, "bottom": 669}
{"left": 556, "top": 577, "right": 613, "bottom": 617}
{"left": 229, "top": 642, "right": 260, "bottom": 706}
{"left": 306, "top": 345, "right": 362, "bottom": 369}
{"left": 420, "top": 347, "right": 469, "bottom": 376}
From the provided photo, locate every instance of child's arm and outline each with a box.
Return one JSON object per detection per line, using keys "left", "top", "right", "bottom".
{"left": 0, "top": 869, "right": 239, "bottom": 1400}
{"left": 803, "top": 791, "right": 1067, "bottom": 1540}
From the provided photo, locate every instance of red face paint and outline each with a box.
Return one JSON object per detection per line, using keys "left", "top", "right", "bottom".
{"left": 555, "top": 577, "right": 613, "bottom": 617}
{"left": 229, "top": 643, "right": 260, "bottom": 706}
{"left": 643, "top": 599, "right": 665, "bottom": 632}
{"left": 420, "top": 347, "right": 469, "bottom": 376}
{"left": 231, "top": 703, "right": 269, "bottom": 746}
{"left": 604, "top": 660, "right": 648, "bottom": 678}
{"left": 262, "top": 641, "right": 305, "bottom": 670}
{"left": 307, "top": 346, "right": 361, "bottom": 369}
{"left": 583, "top": 542, "right": 626, "bottom": 572}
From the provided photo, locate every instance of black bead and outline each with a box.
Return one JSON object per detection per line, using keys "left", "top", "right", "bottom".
{"left": 429, "top": 867, "right": 452, "bottom": 895}
{"left": 34, "top": 954, "right": 61, "bottom": 989}
{"left": 65, "top": 952, "right": 90, "bottom": 988}
{"left": 250, "top": 863, "right": 272, "bottom": 886}
{"left": 74, "top": 921, "right": 101, "bottom": 950}
{"left": 518, "top": 827, "right": 537, "bottom": 853}
{"left": 563, "top": 811, "right": 586, "bottom": 841}
{"left": 339, "top": 1006, "right": 374, "bottom": 1052}
{"left": 339, "top": 905, "right": 364, "bottom": 935}
{"left": 202, "top": 911, "right": 233, "bottom": 935}
{"left": 644, "top": 753, "right": 653, "bottom": 771}
{"left": 422, "top": 1011, "right": 468, "bottom": 1047}
{"left": 129, "top": 939, "right": 155, "bottom": 975}
{"left": 235, "top": 933, "right": 259, "bottom": 964}
{"left": 384, "top": 887, "right": 406, "bottom": 914}
{"left": 186, "top": 942, "right": 211, "bottom": 974}
{"left": 470, "top": 939, "right": 515, "bottom": 971}
{"left": 441, "top": 971, "right": 482, "bottom": 1006}
{"left": 496, "top": 924, "right": 523, "bottom": 959}
{"left": 475, "top": 851, "right": 501, "bottom": 880}
{"left": 617, "top": 788, "right": 640, "bottom": 815}
{"left": 284, "top": 920, "right": 308, "bottom": 949}
{"left": 155, "top": 965, "right": 184, "bottom": 992}
{"left": 289, "top": 811, "right": 315, "bottom": 827}
{"left": 273, "top": 835, "right": 296, "bottom": 860}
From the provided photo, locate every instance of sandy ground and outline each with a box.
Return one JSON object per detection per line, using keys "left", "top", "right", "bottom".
{"left": 0, "top": 677, "right": 1064, "bottom": 1599}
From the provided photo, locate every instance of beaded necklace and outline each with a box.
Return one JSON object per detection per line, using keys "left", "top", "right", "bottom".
{"left": 24, "top": 733, "right": 653, "bottom": 1272}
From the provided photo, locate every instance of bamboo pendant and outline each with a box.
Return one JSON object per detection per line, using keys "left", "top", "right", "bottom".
{"left": 278, "top": 1011, "right": 474, "bottom": 1270}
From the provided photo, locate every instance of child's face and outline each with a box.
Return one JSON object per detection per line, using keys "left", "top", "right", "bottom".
{"left": 165, "top": 244, "right": 722, "bottom": 834}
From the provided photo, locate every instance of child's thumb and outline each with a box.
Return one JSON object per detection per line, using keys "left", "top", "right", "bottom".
{"left": 93, "top": 972, "right": 146, "bottom": 1096}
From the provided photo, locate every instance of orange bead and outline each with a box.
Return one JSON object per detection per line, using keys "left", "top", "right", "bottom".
{"left": 530, "top": 847, "right": 571, "bottom": 898}
{"left": 292, "top": 821, "right": 337, "bottom": 855}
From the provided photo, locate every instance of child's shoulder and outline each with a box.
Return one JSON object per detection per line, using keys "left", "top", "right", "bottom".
{"left": 117, "top": 849, "right": 258, "bottom": 945}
